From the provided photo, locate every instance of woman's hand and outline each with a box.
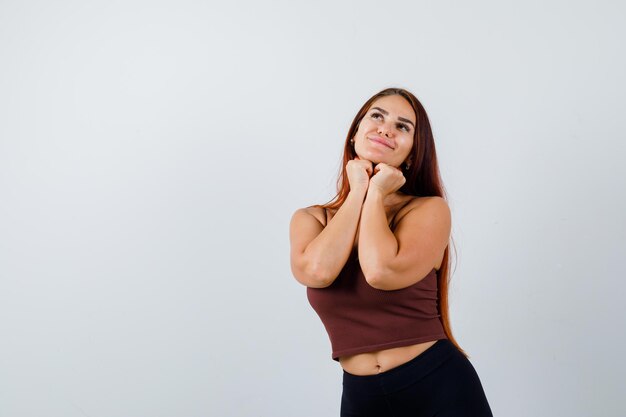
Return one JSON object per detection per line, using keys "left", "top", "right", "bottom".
{"left": 369, "top": 163, "right": 406, "bottom": 197}
{"left": 346, "top": 156, "right": 373, "bottom": 194}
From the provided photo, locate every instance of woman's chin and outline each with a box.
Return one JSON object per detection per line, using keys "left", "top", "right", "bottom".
{"left": 356, "top": 153, "right": 384, "bottom": 164}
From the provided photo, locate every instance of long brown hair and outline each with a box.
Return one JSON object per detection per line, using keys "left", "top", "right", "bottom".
{"left": 315, "top": 87, "right": 468, "bottom": 358}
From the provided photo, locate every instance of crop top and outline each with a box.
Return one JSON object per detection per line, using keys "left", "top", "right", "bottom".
{"left": 306, "top": 250, "right": 448, "bottom": 361}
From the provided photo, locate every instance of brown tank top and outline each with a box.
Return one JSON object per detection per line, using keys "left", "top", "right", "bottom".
{"left": 306, "top": 209, "right": 447, "bottom": 361}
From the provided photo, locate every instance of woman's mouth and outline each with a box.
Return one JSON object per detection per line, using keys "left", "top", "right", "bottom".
{"left": 368, "top": 136, "right": 394, "bottom": 149}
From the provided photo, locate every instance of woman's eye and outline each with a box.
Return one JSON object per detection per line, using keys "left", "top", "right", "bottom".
{"left": 397, "top": 123, "right": 410, "bottom": 132}
{"left": 371, "top": 112, "right": 382, "bottom": 119}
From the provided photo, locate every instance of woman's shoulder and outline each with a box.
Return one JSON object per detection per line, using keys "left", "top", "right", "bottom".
{"left": 394, "top": 195, "right": 448, "bottom": 224}
{"left": 295, "top": 205, "right": 331, "bottom": 227}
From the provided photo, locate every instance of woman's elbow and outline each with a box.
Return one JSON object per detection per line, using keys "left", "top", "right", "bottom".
{"left": 363, "top": 269, "right": 394, "bottom": 290}
{"left": 292, "top": 264, "right": 334, "bottom": 288}
{"left": 364, "top": 274, "right": 384, "bottom": 290}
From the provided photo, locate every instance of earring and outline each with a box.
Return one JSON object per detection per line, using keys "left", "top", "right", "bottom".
{"left": 404, "top": 162, "right": 411, "bottom": 170}
{"left": 350, "top": 138, "right": 354, "bottom": 145}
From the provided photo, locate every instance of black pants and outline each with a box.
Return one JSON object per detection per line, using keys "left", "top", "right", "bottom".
{"left": 340, "top": 339, "right": 493, "bottom": 417}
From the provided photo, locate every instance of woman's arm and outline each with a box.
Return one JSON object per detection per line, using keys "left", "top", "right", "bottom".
{"left": 289, "top": 189, "right": 366, "bottom": 288}
{"left": 358, "top": 191, "right": 451, "bottom": 290}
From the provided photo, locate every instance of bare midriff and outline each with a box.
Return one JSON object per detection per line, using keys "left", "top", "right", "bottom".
{"left": 339, "top": 340, "right": 439, "bottom": 376}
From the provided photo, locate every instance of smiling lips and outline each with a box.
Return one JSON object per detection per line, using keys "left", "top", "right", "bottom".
{"left": 368, "top": 136, "right": 395, "bottom": 149}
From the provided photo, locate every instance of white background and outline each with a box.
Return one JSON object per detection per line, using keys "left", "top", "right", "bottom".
{"left": 1, "top": 1, "right": 624, "bottom": 416}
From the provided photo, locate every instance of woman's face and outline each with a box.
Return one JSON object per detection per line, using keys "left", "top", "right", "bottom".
{"left": 352, "top": 95, "right": 416, "bottom": 168}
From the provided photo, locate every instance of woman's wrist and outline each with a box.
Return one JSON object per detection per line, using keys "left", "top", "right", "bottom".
{"left": 348, "top": 187, "right": 368, "bottom": 201}
{"left": 364, "top": 185, "right": 385, "bottom": 202}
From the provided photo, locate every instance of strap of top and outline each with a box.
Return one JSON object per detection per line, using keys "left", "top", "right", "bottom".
{"left": 389, "top": 197, "right": 415, "bottom": 229}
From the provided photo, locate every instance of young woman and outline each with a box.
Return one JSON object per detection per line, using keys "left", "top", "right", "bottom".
{"left": 289, "top": 88, "right": 493, "bottom": 416}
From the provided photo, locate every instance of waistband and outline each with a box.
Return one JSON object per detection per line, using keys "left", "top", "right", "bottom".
{"left": 342, "top": 339, "right": 458, "bottom": 394}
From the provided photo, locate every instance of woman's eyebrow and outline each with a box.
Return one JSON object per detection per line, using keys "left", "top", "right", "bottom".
{"left": 371, "top": 106, "right": 415, "bottom": 128}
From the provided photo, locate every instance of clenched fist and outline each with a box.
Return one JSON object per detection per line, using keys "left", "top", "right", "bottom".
{"left": 369, "top": 162, "right": 406, "bottom": 197}
{"left": 346, "top": 156, "right": 374, "bottom": 194}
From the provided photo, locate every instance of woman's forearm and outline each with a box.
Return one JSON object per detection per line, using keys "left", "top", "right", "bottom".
{"left": 304, "top": 189, "right": 366, "bottom": 285}
{"left": 358, "top": 187, "right": 398, "bottom": 282}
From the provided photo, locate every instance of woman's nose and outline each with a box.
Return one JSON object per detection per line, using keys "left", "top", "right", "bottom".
{"left": 378, "top": 124, "right": 392, "bottom": 137}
